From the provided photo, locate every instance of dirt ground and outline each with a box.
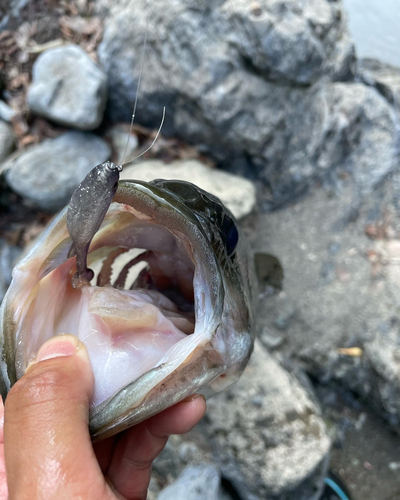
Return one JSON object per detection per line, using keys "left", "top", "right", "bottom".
{"left": 331, "top": 408, "right": 400, "bottom": 500}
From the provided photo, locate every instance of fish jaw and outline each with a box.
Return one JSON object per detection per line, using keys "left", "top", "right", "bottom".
{"left": 0, "top": 179, "right": 254, "bottom": 439}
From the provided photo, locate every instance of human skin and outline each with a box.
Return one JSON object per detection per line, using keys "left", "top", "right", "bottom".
{"left": 0, "top": 334, "right": 206, "bottom": 500}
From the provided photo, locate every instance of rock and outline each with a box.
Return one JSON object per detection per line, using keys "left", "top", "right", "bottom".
{"left": 150, "top": 428, "right": 229, "bottom": 498}
{"left": 4, "top": 131, "right": 111, "bottom": 211}
{"left": 121, "top": 160, "right": 256, "bottom": 219}
{"left": 97, "top": 0, "right": 360, "bottom": 206}
{"left": 261, "top": 82, "right": 399, "bottom": 206}
{"left": 0, "top": 240, "right": 21, "bottom": 305}
{"left": 364, "top": 321, "right": 400, "bottom": 425}
{"left": 358, "top": 58, "right": 400, "bottom": 110}
{"left": 0, "top": 121, "right": 15, "bottom": 162}
{"left": 28, "top": 45, "right": 108, "bottom": 131}
{"left": 157, "top": 465, "right": 221, "bottom": 500}
{"left": 0, "top": 0, "right": 29, "bottom": 30}
{"left": 260, "top": 328, "right": 285, "bottom": 349}
{"left": 150, "top": 344, "right": 330, "bottom": 499}
{"left": 153, "top": 431, "right": 215, "bottom": 481}
{"left": 221, "top": 0, "right": 354, "bottom": 85}
{"left": 0, "top": 101, "right": 16, "bottom": 123}
{"left": 249, "top": 172, "right": 400, "bottom": 431}
{"left": 204, "top": 341, "right": 331, "bottom": 500}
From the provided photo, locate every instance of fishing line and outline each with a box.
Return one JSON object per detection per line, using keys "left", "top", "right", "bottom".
{"left": 120, "top": 0, "right": 151, "bottom": 167}
{"left": 122, "top": 106, "right": 166, "bottom": 166}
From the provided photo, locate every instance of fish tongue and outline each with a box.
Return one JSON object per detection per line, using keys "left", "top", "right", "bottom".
{"left": 86, "top": 286, "right": 188, "bottom": 340}
{"left": 79, "top": 286, "right": 189, "bottom": 407}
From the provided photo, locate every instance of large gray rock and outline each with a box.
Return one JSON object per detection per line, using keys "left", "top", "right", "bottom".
{"left": 4, "top": 131, "right": 111, "bottom": 211}
{"left": 121, "top": 160, "right": 256, "bottom": 219}
{"left": 96, "top": 0, "right": 372, "bottom": 206}
{"left": 0, "top": 121, "right": 15, "bottom": 162}
{"left": 149, "top": 341, "right": 330, "bottom": 499}
{"left": 249, "top": 172, "right": 400, "bottom": 431}
{"left": 157, "top": 465, "right": 221, "bottom": 500}
{"left": 28, "top": 45, "right": 108, "bottom": 131}
{"left": 265, "top": 82, "right": 399, "bottom": 205}
{"left": 358, "top": 58, "right": 400, "bottom": 111}
{"left": 204, "top": 341, "right": 331, "bottom": 500}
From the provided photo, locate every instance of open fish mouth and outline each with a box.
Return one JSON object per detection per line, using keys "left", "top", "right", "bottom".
{"left": 0, "top": 179, "right": 254, "bottom": 440}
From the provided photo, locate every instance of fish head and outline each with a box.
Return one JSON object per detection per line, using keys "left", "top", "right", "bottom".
{"left": 0, "top": 178, "right": 255, "bottom": 441}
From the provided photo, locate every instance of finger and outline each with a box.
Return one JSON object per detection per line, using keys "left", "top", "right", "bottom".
{"left": 0, "top": 399, "right": 4, "bottom": 443}
{"left": 0, "top": 401, "right": 7, "bottom": 500}
{"left": 106, "top": 394, "right": 206, "bottom": 500}
{"left": 147, "top": 394, "right": 207, "bottom": 437}
{"left": 4, "top": 335, "right": 106, "bottom": 500}
{"left": 93, "top": 435, "right": 118, "bottom": 474}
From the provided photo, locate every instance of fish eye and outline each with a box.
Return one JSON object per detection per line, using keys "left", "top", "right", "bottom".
{"left": 222, "top": 217, "right": 239, "bottom": 256}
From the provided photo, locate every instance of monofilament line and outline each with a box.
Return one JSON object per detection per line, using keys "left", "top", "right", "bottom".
{"left": 122, "top": 106, "right": 166, "bottom": 166}
{"left": 120, "top": 0, "right": 150, "bottom": 167}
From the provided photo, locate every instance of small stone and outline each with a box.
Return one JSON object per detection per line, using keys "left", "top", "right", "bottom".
{"left": 157, "top": 464, "right": 221, "bottom": 500}
{"left": 28, "top": 44, "right": 108, "bottom": 131}
{"left": 252, "top": 395, "right": 263, "bottom": 408}
{"left": 0, "top": 121, "right": 15, "bottom": 162}
{"left": 260, "top": 329, "right": 285, "bottom": 349}
{"left": 121, "top": 160, "right": 256, "bottom": 219}
{"left": 389, "top": 462, "right": 400, "bottom": 471}
{"left": 320, "top": 261, "right": 336, "bottom": 282}
{"left": 0, "top": 101, "right": 17, "bottom": 123}
{"left": 178, "top": 442, "right": 199, "bottom": 464}
{"left": 4, "top": 131, "right": 111, "bottom": 211}
{"left": 148, "top": 476, "right": 161, "bottom": 497}
{"left": 328, "top": 242, "right": 341, "bottom": 256}
{"left": 355, "top": 413, "right": 367, "bottom": 431}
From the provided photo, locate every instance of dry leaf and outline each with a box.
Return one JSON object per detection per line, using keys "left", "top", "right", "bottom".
{"left": 337, "top": 347, "right": 363, "bottom": 357}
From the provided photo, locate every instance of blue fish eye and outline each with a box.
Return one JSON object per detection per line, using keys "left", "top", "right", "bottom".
{"left": 222, "top": 218, "right": 239, "bottom": 256}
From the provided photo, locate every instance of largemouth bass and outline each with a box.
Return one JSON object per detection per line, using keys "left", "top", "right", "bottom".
{"left": 0, "top": 167, "right": 255, "bottom": 441}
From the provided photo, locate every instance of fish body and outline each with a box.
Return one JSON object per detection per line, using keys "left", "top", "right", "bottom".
{"left": 0, "top": 176, "right": 255, "bottom": 441}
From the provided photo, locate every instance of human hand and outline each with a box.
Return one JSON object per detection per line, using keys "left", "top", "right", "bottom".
{"left": 1, "top": 334, "right": 206, "bottom": 500}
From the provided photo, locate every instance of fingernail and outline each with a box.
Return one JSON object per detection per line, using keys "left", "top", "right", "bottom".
{"left": 26, "top": 334, "right": 86, "bottom": 372}
{"left": 182, "top": 393, "right": 206, "bottom": 403}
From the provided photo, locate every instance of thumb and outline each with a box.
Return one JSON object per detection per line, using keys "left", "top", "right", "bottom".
{"left": 4, "top": 334, "right": 104, "bottom": 500}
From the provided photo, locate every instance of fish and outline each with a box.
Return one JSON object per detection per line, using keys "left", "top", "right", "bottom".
{"left": 0, "top": 167, "right": 255, "bottom": 441}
